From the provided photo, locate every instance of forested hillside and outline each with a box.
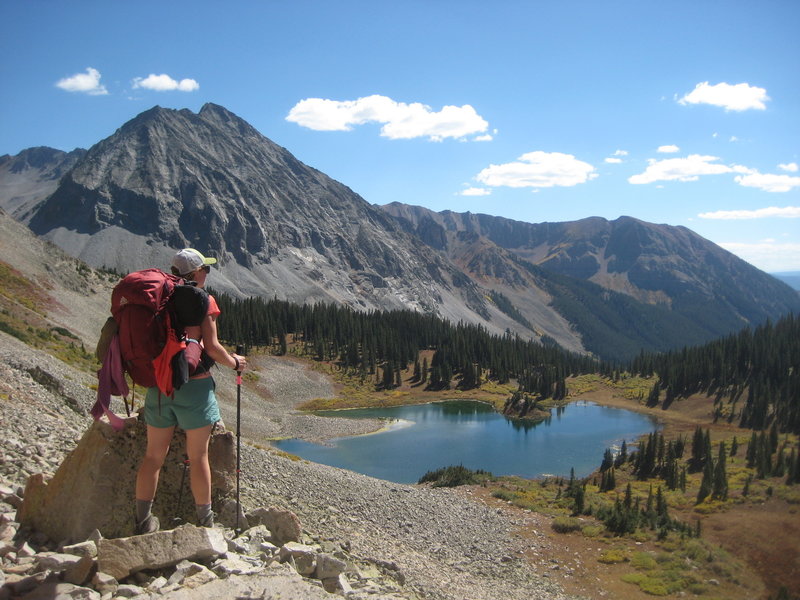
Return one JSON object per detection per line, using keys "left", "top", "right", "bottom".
{"left": 213, "top": 292, "right": 597, "bottom": 400}
{"left": 216, "top": 287, "right": 798, "bottom": 436}
{"left": 631, "top": 314, "right": 800, "bottom": 433}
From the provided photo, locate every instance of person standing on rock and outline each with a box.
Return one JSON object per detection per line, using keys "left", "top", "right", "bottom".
{"left": 134, "top": 248, "right": 246, "bottom": 534}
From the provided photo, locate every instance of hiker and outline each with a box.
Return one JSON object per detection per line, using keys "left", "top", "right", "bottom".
{"left": 134, "top": 248, "right": 246, "bottom": 534}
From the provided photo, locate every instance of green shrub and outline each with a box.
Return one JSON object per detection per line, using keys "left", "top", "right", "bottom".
{"left": 551, "top": 516, "right": 582, "bottom": 533}
{"left": 581, "top": 524, "right": 604, "bottom": 538}
{"left": 418, "top": 465, "right": 491, "bottom": 487}
{"left": 491, "top": 489, "right": 515, "bottom": 502}
{"left": 598, "top": 548, "right": 627, "bottom": 564}
{"left": 631, "top": 551, "right": 658, "bottom": 570}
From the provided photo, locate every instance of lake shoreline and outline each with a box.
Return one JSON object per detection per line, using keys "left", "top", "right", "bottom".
{"left": 274, "top": 397, "right": 659, "bottom": 484}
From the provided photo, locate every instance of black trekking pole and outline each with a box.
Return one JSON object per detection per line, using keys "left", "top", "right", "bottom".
{"left": 235, "top": 345, "right": 244, "bottom": 534}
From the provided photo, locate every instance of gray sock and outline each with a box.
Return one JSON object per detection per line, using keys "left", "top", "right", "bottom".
{"left": 136, "top": 499, "right": 153, "bottom": 523}
{"left": 196, "top": 503, "right": 212, "bottom": 521}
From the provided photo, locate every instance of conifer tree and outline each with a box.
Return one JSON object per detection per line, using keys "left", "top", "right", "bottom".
{"left": 712, "top": 441, "right": 728, "bottom": 500}
{"left": 697, "top": 457, "right": 714, "bottom": 504}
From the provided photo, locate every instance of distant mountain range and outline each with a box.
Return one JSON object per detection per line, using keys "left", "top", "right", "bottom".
{"left": 2, "top": 103, "right": 798, "bottom": 362}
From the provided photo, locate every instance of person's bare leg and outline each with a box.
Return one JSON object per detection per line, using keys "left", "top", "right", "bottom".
{"left": 186, "top": 424, "right": 214, "bottom": 525}
{"left": 134, "top": 425, "right": 175, "bottom": 532}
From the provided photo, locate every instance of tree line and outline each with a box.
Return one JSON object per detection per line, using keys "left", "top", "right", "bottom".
{"left": 212, "top": 292, "right": 597, "bottom": 398}
{"left": 629, "top": 313, "right": 800, "bottom": 433}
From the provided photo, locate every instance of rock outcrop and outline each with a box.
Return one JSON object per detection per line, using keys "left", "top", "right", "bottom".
{"left": 1, "top": 481, "right": 367, "bottom": 599}
{"left": 1, "top": 417, "right": 405, "bottom": 600}
{"left": 18, "top": 417, "right": 236, "bottom": 542}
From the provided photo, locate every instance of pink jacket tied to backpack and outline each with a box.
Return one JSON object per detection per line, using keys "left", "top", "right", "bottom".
{"left": 93, "top": 334, "right": 129, "bottom": 431}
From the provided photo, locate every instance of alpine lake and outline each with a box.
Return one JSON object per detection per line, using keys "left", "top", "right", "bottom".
{"left": 273, "top": 400, "right": 660, "bottom": 484}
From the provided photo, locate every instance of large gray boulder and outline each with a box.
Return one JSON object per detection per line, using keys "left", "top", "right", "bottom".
{"left": 18, "top": 416, "right": 236, "bottom": 542}
{"left": 97, "top": 524, "right": 227, "bottom": 580}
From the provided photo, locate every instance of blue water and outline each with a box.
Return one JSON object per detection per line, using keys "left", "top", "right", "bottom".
{"left": 274, "top": 400, "right": 660, "bottom": 484}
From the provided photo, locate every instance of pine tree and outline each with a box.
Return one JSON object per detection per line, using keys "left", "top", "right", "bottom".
{"left": 697, "top": 457, "right": 714, "bottom": 504}
{"left": 647, "top": 380, "right": 661, "bottom": 406}
{"left": 712, "top": 442, "right": 729, "bottom": 500}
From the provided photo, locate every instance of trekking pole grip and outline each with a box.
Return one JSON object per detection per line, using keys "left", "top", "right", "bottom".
{"left": 235, "top": 345, "right": 244, "bottom": 372}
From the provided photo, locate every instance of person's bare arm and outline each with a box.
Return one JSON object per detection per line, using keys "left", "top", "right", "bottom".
{"left": 200, "top": 314, "right": 246, "bottom": 370}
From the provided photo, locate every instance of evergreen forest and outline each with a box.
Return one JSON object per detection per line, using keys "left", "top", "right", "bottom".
{"left": 213, "top": 292, "right": 597, "bottom": 400}
{"left": 630, "top": 314, "right": 800, "bottom": 433}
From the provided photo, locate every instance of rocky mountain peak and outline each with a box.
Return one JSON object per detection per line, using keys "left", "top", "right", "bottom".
{"left": 14, "top": 105, "right": 508, "bottom": 340}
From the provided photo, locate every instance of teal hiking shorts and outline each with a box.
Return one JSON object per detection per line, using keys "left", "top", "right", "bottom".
{"left": 144, "top": 377, "right": 220, "bottom": 430}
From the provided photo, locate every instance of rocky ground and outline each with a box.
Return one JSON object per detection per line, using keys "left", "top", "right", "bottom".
{"left": 0, "top": 332, "right": 581, "bottom": 599}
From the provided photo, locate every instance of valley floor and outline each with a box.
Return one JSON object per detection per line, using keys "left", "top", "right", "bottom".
{"left": 217, "top": 355, "right": 797, "bottom": 600}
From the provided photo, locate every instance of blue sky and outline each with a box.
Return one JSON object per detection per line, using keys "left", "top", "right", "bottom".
{"left": 1, "top": 0, "right": 798, "bottom": 272}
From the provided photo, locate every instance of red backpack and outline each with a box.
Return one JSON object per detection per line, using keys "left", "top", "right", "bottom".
{"left": 111, "top": 269, "right": 209, "bottom": 394}
{"left": 93, "top": 269, "right": 209, "bottom": 427}
{"left": 112, "top": 268, "right": 181, "bottom": 391}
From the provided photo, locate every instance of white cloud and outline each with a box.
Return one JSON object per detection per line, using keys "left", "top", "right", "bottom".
{"left": 718, "top": 241, "right": 800, "bottom": 272}
{"left": 460, "top": 187, "right": 492, "bottom": 196}
{"left": 474, "top": 134, "right": 494, "bottom": 142}
{"left": 55, "top": 67, "right": 108, "bottom": 95}
{"left": 132, "top": 74, "right": 199, "bottom": 92}
{"left": 779, "top": 162, "right": 799, "bottom": 173}
{"left": 735, "top": 172, "right": 800, "bottom": 193}
{"left": 698, "top": 206, "right": 800, "bottom": 219}
{"left": 476, "top": 151, "right": 597, "bottom": 189}
{"left": 657, "top": 145, "right": 680, "bottom": 153}
{"left": 605, "top": 150, "right": 627, "bottom": 164}
{"left": 629, "top": 154, "right": 752, "bottom": 185}
{"left": 678, "top": 81, "right": 769, "bottom": 111}
{"left": 286, "top": 94, "right": 489, "bottom": 141}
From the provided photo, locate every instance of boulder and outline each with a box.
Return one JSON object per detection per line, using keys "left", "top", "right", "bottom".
{"left": 160, "top": 561, "right": 330, "bottom": 599}
{"left": 61, "top": 541, "right": 97, "bottom": 558}
{"left": 35, "top": 552, "right": 85, "bottom": 572}
{"left": 217, "top": 498, "right": 249, "bottom": 531}
{"left": 246, "top": 506, "right": 302, "bottom": 545}
{"left": 166, "top": 560, "right": 217, "bottom": 588}
{"left": 18, "top": 417, "right": 236, "bottom": 542}
{"left": 314, "top": 553, "right": 347, "bottom": 580}
{"left": 278, "top": 542, "right": 317, "bottom": 577}
{"left": 96, "top": 524, "right": 227, "bottom": 580}
{"left": 90, "top": 572, "right": 117, "bottom": 595}
{"left": 63, "top": 554, "right": 96, "bottom": 586}
{"left": 18, "top": 582, "right": 100, "bottom": 600}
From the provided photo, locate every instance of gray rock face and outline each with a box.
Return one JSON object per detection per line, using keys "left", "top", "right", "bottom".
{"left": 23, "top": 105, "right": 488, "bottom": 328}
{"left": 0, "top": 147, "right": 85, "bottom": 220}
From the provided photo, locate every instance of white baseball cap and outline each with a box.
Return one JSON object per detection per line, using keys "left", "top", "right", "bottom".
{"left": 171, "top": 248, "right": 217, "bottom": 276}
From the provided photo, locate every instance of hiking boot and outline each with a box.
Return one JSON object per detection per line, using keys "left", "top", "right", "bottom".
{"left": 135, "top": 514, "right": 160, "bottom": 535}
{"left": 197, "top": 511, "right": 215, "bottom": 528}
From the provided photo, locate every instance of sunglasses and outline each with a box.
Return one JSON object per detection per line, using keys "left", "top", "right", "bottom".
{"left": 199, "top": 265, "right": 211, "bottom": 273}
